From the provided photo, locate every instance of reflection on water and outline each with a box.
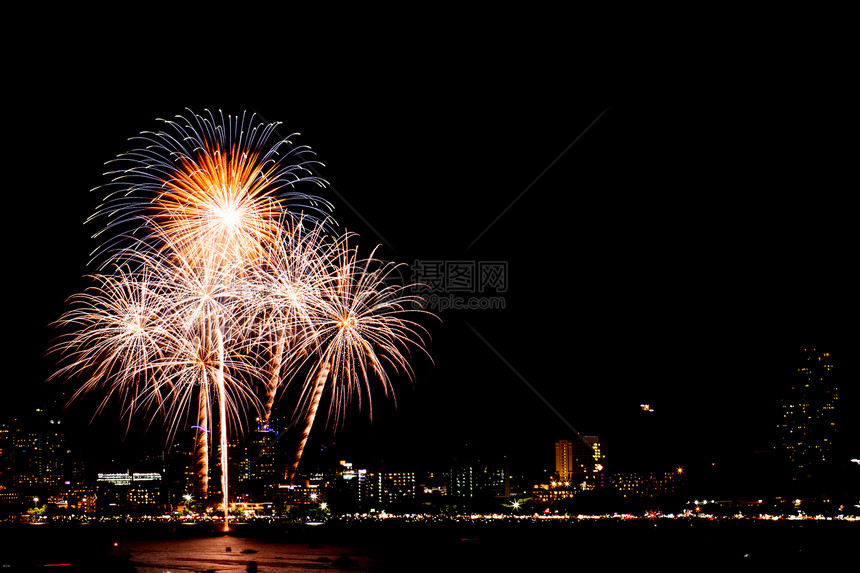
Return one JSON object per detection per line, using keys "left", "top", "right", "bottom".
{"left": 125, "top": 536, "right": 375, "bottom": 572}
{"left": 2, "top": 519, "right": 858, "bottom": 571}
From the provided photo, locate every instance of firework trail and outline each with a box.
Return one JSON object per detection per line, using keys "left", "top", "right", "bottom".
{"left": 194, "top": 391, "right": 210, "bottom": 500}
{"left": 286, "top": 362, "right": 330, "bottom": 482}
{"left": 284, "top": 240, "right": 432, "bottom": 481}
{"left": 53, "top": 243, "right": 264, "bottom": 527}
{"left": 53, "top": 109, "right": 436, "bottom": 523}
{"left": 243, "top": 218, "right": 344, "bottom": 424}
{"left": 73, "top": 109, "right": 330, "bottom": 527}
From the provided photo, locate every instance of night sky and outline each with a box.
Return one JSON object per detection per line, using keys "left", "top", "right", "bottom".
{"left": 6, "top": 28, "right": 857, "bottom": 489}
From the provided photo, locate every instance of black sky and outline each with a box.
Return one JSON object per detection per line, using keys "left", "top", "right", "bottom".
{"left": 5, "top": 26, "right": 857, "bottom": 484}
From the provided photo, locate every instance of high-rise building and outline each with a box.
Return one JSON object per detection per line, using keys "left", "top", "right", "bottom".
{"left": 0, "top": 423, "right": 13, "bottom": 489}
{"left": 447, "top": 457, "right": 508, "bottom": 502}
{"left": 776, "top": 348, "right": 838, "bottom": 486}
{"left": 9, "top": 412, "right": 68, "bottom": 490}
{"left": 95, "top": 471, "right": 166, "bottom": 514}
{"left": 609, "top": 470, "right": 679, "bottom": 499}
{"left": 555, "top": 437, "right": 604, "bottom": 486}
{"left": 247, "top": 419, "right": 280, "bottom": 496}
{"left": 555, "top": 439, "right": 574, "bottom": 482}
{"left": 165, "top": 436, "right": 197, "bottom": 505}
{"left": 364, "top": 471, "right": 417, "bottom": 507}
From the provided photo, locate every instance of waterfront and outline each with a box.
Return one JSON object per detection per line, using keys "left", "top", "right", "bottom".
{"left": 1, "top": 517, "right": 857, "bottom": 571}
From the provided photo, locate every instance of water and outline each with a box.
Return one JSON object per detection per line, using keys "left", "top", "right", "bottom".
{"left": 1, "top": 522, "right": 376, "bottom": 572}
{"left": 124, "top": 536, "right": 374, "bottom": 572}
{"left": 1, "top": 518, "right": 857, "bottom": 571}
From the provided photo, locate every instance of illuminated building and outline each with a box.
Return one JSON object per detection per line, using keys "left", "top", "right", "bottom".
{"left": 448, "top": 465, "right": 475, "bottom": 499}
{"left": 325, "top": 460, "right": 363, "bottom": 512}
{"left": 447, "top": 459, "right": 508, "bottom": 502}
{"left": 228, "top": 439, "right": 248, "bottom": 501}
{"left": 532, "top": 482, "right": 576, "bottom": 505}
{"left": 165, "top": 437, "right": 197, "bottom": 505}
{"left": 555, "top": 439, "right": 574, "bottom": 482}
{"left": 0, "top": 410, "right": 90, "bottom": 513}
{"left": 47, "top": 485, "right": 97, "bottom": 514}
{"left": 420, "top": 471, "right": 448, "bottom": 496}
{"left": 96, "top": 471, "right": 166, "bottom": 514}
{"left": 12, "top": 425, "right": 45, "bottom": 488}
{"left": 229, "top": 417, "right": 284, "bottom": 501}
{"left": 609, "top": 471, "right": 678, "bottom": 499}
{"left": 357, "top": 468, "right": 367, "bottom": 504}
{"left": 555, "top": 436, "right": 605, "bottom": 487}
{"left": 276, "top": 482, "right": 324, "bottom": 506}
{"left": 231, "top": 500, "right": 274, "bottom": 516}
{"left": 9, "top": 413, "right": 68, "bottom": 489}
{"left": 248, "top": 421, "right": 278, "bottom": 484}
{"left": 0, "top": 423, "right": 11, "bottom": 489}
{"left": 776, "top": 348, "right": 839, "bottom": 486}
{"left": 365, "top": 471, "right": 417, "bottom": 507}
{"left": 97, "top": 472, "right": 133, "bottom": 486}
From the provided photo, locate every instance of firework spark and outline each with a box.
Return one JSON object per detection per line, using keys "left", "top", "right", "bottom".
{"left": 242, "top": 218, "right": 344, "bottom": 424}
{"left": 90, "top": 109, "right": 330, "bottom": 269}
{"left": 73, "top": 109, "right": 330, "bottom": 527}
{"left": 53, "top": 243, "right": 264, "bottom": 525}
{"left": 53, "top": 109, "right": 436, "bottom": 526}
{"left": 284, "top": 239, "right": 433, "bottom": 480}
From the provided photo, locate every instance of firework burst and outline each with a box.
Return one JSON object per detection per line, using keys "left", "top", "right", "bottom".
{"left": 53, "top": 109, "right": 436, "bottom": 525}
{"left": 51, "top": 245, "right": 263, "bottom": 501}
{"left": 90, "top": 109, "right": 330, "bottom": 269}
{"left": 242, "top": 217, "right": 344, "bottom": 424}
{"left": 283, "top": 239, "right": 433, "bottom": 480}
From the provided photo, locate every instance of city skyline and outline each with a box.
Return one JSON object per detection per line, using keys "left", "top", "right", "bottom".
{"left": 2, "top": 343, "right": 854, "bottom": 512}
{"left": 2, "top": 18, "right": 858, "bottom": 573}
{"left": 6, "top": 44, "right": 858, "bottom": 500}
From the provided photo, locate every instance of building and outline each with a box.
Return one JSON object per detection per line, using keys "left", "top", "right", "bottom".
{"left": 165, "top": 437, "right": 197, "bottom": 507}
{"left": 9, "top": 412, "right": 69, "bottom": 490}
{"left": 555, "top": 439, "right": 574, "bottom": 482}
{"left": 775, "top": 348, "right": 838, "bottom": 487}
{"left": 47, "top": 485, "right": 97, "bottom": 514}
{"left": 95, "top": 471, "right": 166, "bottom": 514}
{"left": 532, "top": 482, "right": 577, "bottom": 505}
{"left": 555, "top": 436, "right": 605, "bottom": 487}
{"left": 447, "top": 458, "right": 508, "bottom": 503}
{"left": 364, "top": 471, "right": 417, "bottom": 507}
{"left": 609, "top": 470, "right": 680, "bottom": 499}
{"left": 0, "top": 423, "right": 10, "bottom": 489}
{"left": 448, "top": 464, "right": 475, "bottom": 499}
{"left": 247, "top": 421, "right": 280, "bottom": 489}
{"left": 275, "top": 482, "right": 324, "bottom": 507}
